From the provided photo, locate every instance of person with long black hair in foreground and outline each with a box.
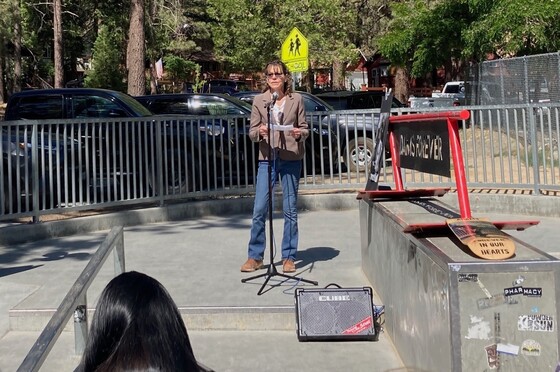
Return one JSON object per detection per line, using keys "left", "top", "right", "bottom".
{"left": 76, "top": 271, "right": 200, "bottom": 372}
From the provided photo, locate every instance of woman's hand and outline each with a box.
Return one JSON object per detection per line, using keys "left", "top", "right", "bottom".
{"left": 290, "top": 126, "right": 302, "bottom": 140}
{"left": 259, "top": 124, "right": 268, "bottom": 139}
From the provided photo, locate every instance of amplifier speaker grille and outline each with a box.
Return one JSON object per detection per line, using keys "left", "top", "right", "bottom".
{"left": 295, "top": 287, "right": 377, "bottom": 341}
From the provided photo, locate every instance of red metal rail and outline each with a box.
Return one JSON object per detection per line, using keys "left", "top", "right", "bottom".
{"left": 387, "top": 110, "right": 472, "bottom": 218}
{"left": 358, "top": 109, "right": 539, "bottom": 234}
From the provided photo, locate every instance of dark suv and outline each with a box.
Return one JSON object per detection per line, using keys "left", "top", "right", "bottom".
{"left": 136, "top": 93, "right": 251, "bottom": 116}
{"left": 136, "top": 93, "right": 339, "bottom": 176}
{"left": 202, "top": 79, "right": 249, "bottom": 95}
{"left": 2, "top": 88, "right": 157, "bottom": 212}
{"left": 315, "top": 90, "right": 404, "bottom": 110}
{"left": 4, "top": 88, "right": 153, "bottom": 120}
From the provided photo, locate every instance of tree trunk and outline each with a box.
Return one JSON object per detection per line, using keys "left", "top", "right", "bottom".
{"left": 127, "top": 0, "right": 146, "bottom": 96}
{"left": 332, "top": 60, "right": 346, "bottom": 90}
{"left": 0, "top": 42, "right": 5, "bottom": 103}
{"left": 149, "top": 58, "right": 158, "bottom": 94}
{"left": 394, "top": 67, "right": 410, "bottom": 105}
{"left": 13, "top": 1, "right": 22, "bottom": 93}
{"left": 53, "top": 0, "right": 64, "bottom": 88}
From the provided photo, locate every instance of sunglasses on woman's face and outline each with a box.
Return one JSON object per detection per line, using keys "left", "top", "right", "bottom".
{"left": 267, "top": 72, "right": 284, "bottom": 78}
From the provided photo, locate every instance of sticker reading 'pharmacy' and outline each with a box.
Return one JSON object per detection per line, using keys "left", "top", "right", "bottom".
{"left": 504, "top": 287, "right": 542, "bottom": 297}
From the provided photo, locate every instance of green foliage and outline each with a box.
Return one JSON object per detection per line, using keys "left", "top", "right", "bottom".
{"left": 379, "top": 0, "right": 560, "bottom": 78}
{"left": 18, "top": 0, "right": 98, "bottom": 83}
{"left": 5, "top": 0, "right": 560, "bottom": 97}
{"left": 348, "top": 0, "right": 392, "bottom": 57}
{"left": 206, "top": 0, "right": 358, "bottom": 74}
{"left": 146, "top": 0, "right": 212, "bottom": 60}
{"left": 162, "top": 55, "right": 199, "bottom": 81}
{"left": 378, "top": 0, "right": 472, "bottom": 77}
{"left": 84, "top": 23, "right": 126, "bottom": 91}
{"left": 463, "top": 0, "right": 560, "bottom": 59}
{"left": 192, "top": 68, "right": 205, "bottom": 93}
{"left": 206, "top": 0, "right": 277, "bottom": 72}
{"left": 0, "top": 0, "right": 14, "bottom": 41}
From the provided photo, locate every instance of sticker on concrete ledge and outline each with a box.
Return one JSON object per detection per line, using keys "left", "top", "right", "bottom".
{"left": 458, "top": 273, "right": 478, "bottom": 282}
{"left": 504, "top": 286, "right": 542, "bottom": 297}
{"left": 485, "top": 344, "right": 500, "bottom": 369}
{"left": 497, "top": 343, "right": 520, "bottom": 356}
{"left": 512, "top": 275, "right": 525, "bottom": 286}
{"left": 465, "top": 315, "right": 491, "bottom": 340}
{"left": 518, "top": 314, "right": 554, "bottom": 332}
{"left": 521, "top": 339, "right": 541, "bottom": 356}
{"left": 477, "top": 293, "right": 518, "bottom": 310}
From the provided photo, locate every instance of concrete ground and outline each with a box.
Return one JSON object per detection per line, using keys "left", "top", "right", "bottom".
{"left": 0, "top": 201, "right": 407, "bottom": 372}
{"left": 1, "top": 192, "right": 560, "bottom": 371}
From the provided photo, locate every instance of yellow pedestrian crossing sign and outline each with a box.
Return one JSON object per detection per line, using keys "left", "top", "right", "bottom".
{"left": 282, "top": 28, "right": 308, "bottom": 61}
{"left": 281, "top": 27, "right": 308, "bottom": 72}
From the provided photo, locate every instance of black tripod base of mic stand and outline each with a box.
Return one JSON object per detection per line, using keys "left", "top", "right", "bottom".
{"left": 241, "top": 262, "right": 318, "bottom": 296}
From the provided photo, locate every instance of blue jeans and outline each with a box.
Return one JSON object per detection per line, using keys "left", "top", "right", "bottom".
{"left": 248, "top": 159, "right": 302, "bottom": 261}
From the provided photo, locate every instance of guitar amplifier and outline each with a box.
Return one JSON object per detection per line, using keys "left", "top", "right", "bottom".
{"left": 294, "top": 286, "right": 377, "bottom": 341}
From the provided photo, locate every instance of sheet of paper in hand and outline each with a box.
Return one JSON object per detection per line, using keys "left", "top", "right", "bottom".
{"left": 446, "top": 218, "right": 515, "bottom": 260}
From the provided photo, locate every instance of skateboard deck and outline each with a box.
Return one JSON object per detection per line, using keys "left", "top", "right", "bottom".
{"left": 357, "top": 188, "right": 450, "bottom": 201}
{"left": 402, "top": 219, "right": 539, "bottom": 234}
{"left": 446, "top": 218, "right": 515, "bottom": 260}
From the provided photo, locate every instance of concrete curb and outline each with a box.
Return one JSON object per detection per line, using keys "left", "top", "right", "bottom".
{"left": 9, "top": 306, "right": 297, "bottom": 332}
{"left": 0, "top": 193, "right": 361, "bottom": 246}
{"left": 1, "top": 191, "right": 559, "bottom": 246}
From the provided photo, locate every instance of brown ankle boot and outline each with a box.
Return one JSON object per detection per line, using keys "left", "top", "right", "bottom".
{"left": 241, "top": 258, "right": 264, "bottom": 272}
{"left": 282, "top": 259, "right": 296, "bottom": 273}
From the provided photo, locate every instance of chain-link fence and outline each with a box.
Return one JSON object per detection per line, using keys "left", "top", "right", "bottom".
{"left": 465, "top": 52, "right": 560, "bottom": 105}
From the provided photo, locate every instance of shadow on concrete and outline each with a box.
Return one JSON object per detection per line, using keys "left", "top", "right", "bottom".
{"left": 0, "top": 265, "right": 43, "bottom": 278}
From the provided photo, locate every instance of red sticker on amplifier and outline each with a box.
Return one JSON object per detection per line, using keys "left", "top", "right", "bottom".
{"left": 342, "top": 316, "right": 373, "bottom": 335}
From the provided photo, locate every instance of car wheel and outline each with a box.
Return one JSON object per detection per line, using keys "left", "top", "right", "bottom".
{"left": 347, "top": 137, "right": 374, "bottom": 172}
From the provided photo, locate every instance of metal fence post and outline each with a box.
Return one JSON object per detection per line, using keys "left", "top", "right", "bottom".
{"left": 523, "top": 56, "right": 530, "bottom": 103}
{"left": 31, "top": 125, "right": 40, "bottom": 223}
{"left": 73, "top": 296, "right": 87, "bottom": 355}
{"left": 114, "top": 230, "right": 125, "bottom": 275}
{"left": 527, "top": 106, "right": 541, "bottom": 194}
{"left": 155, "top": 119, "right": 165, "bottom": 207}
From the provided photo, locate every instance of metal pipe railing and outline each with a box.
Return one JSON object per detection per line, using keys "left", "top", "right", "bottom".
{"left": 2, "top": 102, "right": 560, "bottom": 222}
{"left": 17, "top": 226, "right": 125, "bottom": 372}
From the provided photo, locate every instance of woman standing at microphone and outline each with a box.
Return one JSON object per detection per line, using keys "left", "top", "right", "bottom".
{"left": 241, "top": 60, "right": 309, "bottom": 274}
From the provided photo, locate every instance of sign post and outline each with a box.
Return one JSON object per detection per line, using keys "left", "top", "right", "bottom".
{"left": 281, "top": 27, "right": 308, "bottom": 73}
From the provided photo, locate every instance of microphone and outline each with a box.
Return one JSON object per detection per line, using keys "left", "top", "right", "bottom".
{"left": 266, "top": 92, "right": 279, "bottom": 108}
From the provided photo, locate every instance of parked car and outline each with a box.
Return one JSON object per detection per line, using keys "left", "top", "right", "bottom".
{"left": 2, "top": 88, "right": 215, "bottom": 208}
{"left": 4, "top": 88, "right": 153, "bottom": 120}
{"left": 233, "top": 90, "right": 382, "bottom": 172}
{"left": 202, "top": 79, "right": 249, "bottom": 95}
{"left": 135, "top": 93, "right": 339, "bottom": 176}
{"left": 408, "top": 81, "right": 465, "bottom": 108}
{"left": 135, "top": 93, "right": 254, "bottom": 184}
{"left": 136, "top": 93, "right": 251, "bottom": 116}
{"left": 314, "top": 90, "right": 405, "bottom": 110}
{"left": 2, "top": 88, "right": 156, "bottom": 209}
{"left": 1, "top": 127, "right": 80, "bottom": 213}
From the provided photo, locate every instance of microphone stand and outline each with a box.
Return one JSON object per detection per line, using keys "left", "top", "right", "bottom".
{"left": 242, "top": 95, "right": 318, "bottom": 295}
